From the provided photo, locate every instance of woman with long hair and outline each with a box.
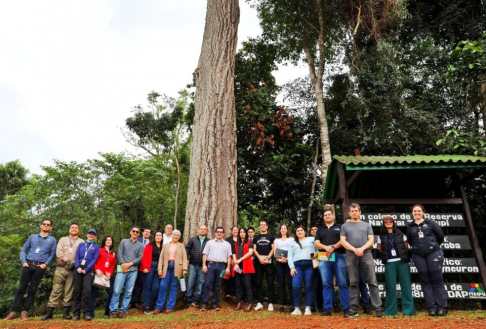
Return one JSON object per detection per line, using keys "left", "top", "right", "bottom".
{"left": 288, "top": 226, "right": 316, "bottom": 316}
{"left": 141, "top": 231, "right": 163, "bottom": 314}
{"left": 406, "top": 204, "right": 447, "bottom": 316}
{"left": 154, "top": 230, "right": 188, "bottom": 314}
{"left": 377, "top": 215, "right": 416, "bottom": 316}
{"left": 232, "top": 227, "right": 255, "bottom": 312}
{"left": 272, "top": 223, "right": 294, "bottom": 312}
{"left": 90, "top": 235, "right": 116, "bottom": 318}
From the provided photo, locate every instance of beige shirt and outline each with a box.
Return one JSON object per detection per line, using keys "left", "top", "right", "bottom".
{"left": 56, "top": 236, "right": 84, "bottom": 265}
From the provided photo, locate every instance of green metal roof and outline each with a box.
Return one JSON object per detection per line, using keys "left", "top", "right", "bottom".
{"left": 334, "top": 155, "right": 486, "bottom": 171}
{"left": 323, "top": 155, "right": 486, "bottom": 199}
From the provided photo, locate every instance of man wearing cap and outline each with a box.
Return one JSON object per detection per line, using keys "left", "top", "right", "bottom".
{"left": 315, "top": 210, "right": 349, "bottom": 316}
{"left": 340, "top": 203, "right": 383, "bottom": 318}
{"left": 109, "top": 226, "right": 144, "bottom": 318}
{"left": 72, "top": 228, "right": 100, "bottom": 321}
{"left": 5, "top": 219, "right": 57, "bottom": 321}
{"left": 42, "top": 222, "right": 84, "bottom": 321}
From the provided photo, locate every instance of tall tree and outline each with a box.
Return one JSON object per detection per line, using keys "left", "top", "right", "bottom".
{"left": 0, "top": 160, "right": 29, "bottom": 201}
{"left": 184, "top": 0, "right": 240, "bottom": 240}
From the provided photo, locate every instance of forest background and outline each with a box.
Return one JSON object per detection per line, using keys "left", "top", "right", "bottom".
{"left": 1, "top": 0, "right": 486, "bottom": 315}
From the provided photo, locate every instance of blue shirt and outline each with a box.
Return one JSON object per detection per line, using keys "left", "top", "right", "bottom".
{"left": 288, "top": 237, "right": 316, "bottom": 269}
{"left": 74, "top": 242, "right": 100, "bottom": 272}
{"left": 20, "top": 234, "right": 57, "bottom": 265}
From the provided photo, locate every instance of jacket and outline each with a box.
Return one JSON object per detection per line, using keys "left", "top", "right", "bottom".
{"left": 158, "top": 242, "right": 188, "bottom": 278}
{"left": 140, "top": 243, "right": 162, "bottom": 272}
{"left": 379, "top": 229, "right": 410, "bottom": 264}
{"left": 406, "top": 219, "right": 444, "bottom": 256}
{"left": 94, "top": 247, "right": 116, "bottom": 276}
{"left": 186, "top": 236, "right": 209, "bottom": 266}
{"left": 231, "top": 240, "right": 255, "bottom": 276}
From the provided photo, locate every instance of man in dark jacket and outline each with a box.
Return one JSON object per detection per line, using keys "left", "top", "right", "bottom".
{"left": 183, "top": 225, "right": 209, "bottom": 308}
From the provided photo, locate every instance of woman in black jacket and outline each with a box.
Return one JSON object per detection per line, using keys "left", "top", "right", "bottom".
{"left": 406, "top": 204, "right": 447, "bottom": 316}
{"left": 377, "top": 215, "right": 416, "bottom": 316}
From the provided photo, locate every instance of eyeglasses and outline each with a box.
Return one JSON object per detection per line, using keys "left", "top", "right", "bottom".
{"left": 384, "top": 220, "right": 394, "bottom": 224}
{"left": 259, "top": 224, "right": 267, "bottom": 227}
{"left": 42, "top": 223, "right": 52, "bottom": 227}
{"left": 132, "top": 230, "right": 140, "bottom": 234}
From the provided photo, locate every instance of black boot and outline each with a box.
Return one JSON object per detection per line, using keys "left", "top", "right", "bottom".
{"left": 41, "top": 307, "right": 54, "bottom": 321}
{"left": 63, "top": 306, "right": 72, "bottom": 320}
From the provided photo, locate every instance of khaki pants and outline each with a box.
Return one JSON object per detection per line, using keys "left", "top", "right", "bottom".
{"left": 47, "top": 266, "right": 74, "bottom": 307}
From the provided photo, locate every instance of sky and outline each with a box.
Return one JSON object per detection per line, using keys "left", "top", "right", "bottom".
{"left": 0, "top": 0, "right": 306, "bottom": 174}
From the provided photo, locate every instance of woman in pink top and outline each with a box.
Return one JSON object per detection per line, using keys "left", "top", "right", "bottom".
{"left": 154, "top": 230, "right": 187, "bottom": 313}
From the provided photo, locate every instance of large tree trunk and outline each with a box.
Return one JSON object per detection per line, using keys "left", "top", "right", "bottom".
{"left": 184, "top": 0, "right": 239, "bottom": 242}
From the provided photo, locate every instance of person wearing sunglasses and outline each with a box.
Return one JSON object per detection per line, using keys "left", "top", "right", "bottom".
{"left": 377, "top": 215, "right": 416, "bottom": 316}
{"left": 108, "top": 226, "right": 144, "bottom": 319}
{"left": 5, "top": 219, "right": 57, "bottom": 321}
{"left": 200, "top": 227, "right": 232, "bottom": 311}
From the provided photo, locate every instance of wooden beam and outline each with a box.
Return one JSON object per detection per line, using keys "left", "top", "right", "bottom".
{"left": 337, "top": 163, "right": 350, "bottom": 217}
{"left": 349, "top": 198, "right": 463, "bottom": 205}
{"left": 458, "top": 184, "right": 486, "bottom": 289}
{"left": 347, "top": 171, "right": 361, "bottom": 187}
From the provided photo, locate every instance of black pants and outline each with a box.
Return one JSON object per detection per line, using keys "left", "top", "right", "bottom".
{"left": 11, "top": 264, "right": 46, "bottom": 312}
{"left": 73, "top": 269, "right": 94, "bottom": 316}
{"left": 91, "top": 276, "right": 115, "bottom": 316}
{"left": 312, "top": 267, "right": 323, "bottom": 309}
{"left": 413, "top": 251, "right": 448, "bottom": 311}
{"left": 255, "top": 261, "right": 275, "bottom": 304}
{"left": 275, "top": 261, "right": 293, "bottom": 306}
{"left": 131, "top": 269, "right": 144, "bottom": 305}
{"left": 235, "top": 273, "right": 253, "bottom": 303}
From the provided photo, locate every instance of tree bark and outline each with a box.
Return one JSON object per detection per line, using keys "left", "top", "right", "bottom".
{"left": 306, "top": 138, "right": 319, "bottom": 231}
{"left": 184, "top": 0, "right": 240, "bottom": 241}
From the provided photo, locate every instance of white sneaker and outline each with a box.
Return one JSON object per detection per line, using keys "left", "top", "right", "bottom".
{"left": 304, "top": 307, "right": 312, "bottom": 316}
{"left": 254, "top": 303, "right": 263, "bottom": 311}
{"left": 291, "top": 308, "right": 302, "bottom": 315}
{"left": 268, "top": 303, "right": 274, "bottom": 311}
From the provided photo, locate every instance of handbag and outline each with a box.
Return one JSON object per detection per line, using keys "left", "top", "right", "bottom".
{"left": 93, "top": 274, "right": 110, "bottom": 289}
{"left": 304, "top": 247, "right": 319, "bottom": 269}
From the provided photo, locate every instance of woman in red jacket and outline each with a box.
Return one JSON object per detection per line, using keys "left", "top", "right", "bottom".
{"left": 141, "top": 231, "right": 163, "bottom": 314}
{"left": 232, "top": 227, "right": 255, "bottom": 312}
{"left": 90, "top": 236, "right": 116, "bottom": 318}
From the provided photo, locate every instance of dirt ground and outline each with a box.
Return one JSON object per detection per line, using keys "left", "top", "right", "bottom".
{"left": 2, "top": 306, "right": 485, "bottom": 329}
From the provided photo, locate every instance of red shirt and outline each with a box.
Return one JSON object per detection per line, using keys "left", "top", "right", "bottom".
{"left": 94, "top": 246, "right": 116, "bottom": 276}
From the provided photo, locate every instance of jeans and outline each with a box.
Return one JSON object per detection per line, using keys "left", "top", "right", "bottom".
{"left": 155, "top": 262, "right": 179, "bottom": 311}
{"left": 143, "top": 262, "right": 161, "bottom": 308}
{"left": 412, "top": 250, "right": 447, "bottom": 311}
{"left": 186, "top": 264, "right": 205, "bottom": 303}
{"left": 346, "top": 253, "right": 382, "bottom": 314}
{"left": 91, "top": 276, "right": 115, "bottom": 316}
{"left": 255, "top": 261, "right": 275, "bottom": 303}
{"left": 109, "top": 270, "right": 138, "bottom": 314}
{"left": 359, "top": 267, "right": 371, "bottom": 310}
{"left": 73, "top": 269, "right": 94, "bottom": 316}
{"left": 11, "top": 264, "right": 46, "bottom": 312}
{"left": 276, "top": 261, "right": 293, "bottom": 306}
{"left": 319, "top": 253, "right": 349, "bottom": 312}
{"left": 201, "top": 263, "right": 225, "bottom": 306}
{"left": 292, "top": 260, "right": 315, "bottom": 308}
{"left": 384, "top": 261, "right": 416, "bottom": 315}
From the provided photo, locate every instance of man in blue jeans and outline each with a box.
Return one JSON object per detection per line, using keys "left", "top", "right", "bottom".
{"left": 200, "top": 227, "right": 232, "bottom": 311}
{"left": 109, "top": 226, "right": 144, "bottom": 318}
{"left": 341, "top": 203, "right": 383, "bottom": 318}
{"left": 183, "top": 225, "right": 209, "bottom": 309}
{"left": 315, "top": 209, "right": 349, "bottom": 317}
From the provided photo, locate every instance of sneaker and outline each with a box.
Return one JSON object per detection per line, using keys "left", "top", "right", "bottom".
{"left": 268, "top": 303, "right": 274, "bottom": 311}
{"left": 304, "top": 307, "right": 312, "bottom": 316}
{"left": 191, "top": 301, "right": 201, "bottom": 308}
{"left": 344, "top": 310, "right": 359, "bottom": 318}
{"left": 144, "top": 307, "right": 153, "bottom": 315}
{"left": 254, "top": 303, "right": 264, "bottom": 311}
{"left": 278, "top": 306, "right": 284, "bottom": 313}
{"left": 109, "top": 313, "right": 117, "bottom": 319}
{"left": 376, "top": 311, "right": 384, "bottom": 318}
{"left": 321, "top": 309, "right": 332, "bottom": 316}
{"left": 289, "top": 306, "right": 295, "bottom": 313}
{"left": 291, "top": 308, "right": 302, "bottom": 315}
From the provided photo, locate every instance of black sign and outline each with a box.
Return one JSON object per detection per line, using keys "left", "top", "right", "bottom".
{"left": 372, "top": 235, "right": 471, "bottom": 250}
{"left": 377, "top": 282, "right": 486, "bottom": 300}
{"left": 361, "top": 213, "right": 465, "bottom": 227}
{"left": 373, "top": 258, "right": 478, "bottom": 274}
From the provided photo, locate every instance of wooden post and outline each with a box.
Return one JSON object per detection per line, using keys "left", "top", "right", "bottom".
{"left": 458, "top": 184, "right": 486, "bottom": 288}
{"left": 337, "top": 162, "right": 349, "bottom": 221}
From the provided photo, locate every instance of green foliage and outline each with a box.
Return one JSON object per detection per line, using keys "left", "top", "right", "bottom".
{"left": 436, "top": 129, "right": 486, "bottom": 156}
{"left": 0, "top": 160, "right": 29, "bottom": 200}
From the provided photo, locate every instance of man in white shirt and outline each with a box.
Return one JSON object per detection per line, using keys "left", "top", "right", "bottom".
{"left": 163, "top": 224, "right": 173, "bottom": 245}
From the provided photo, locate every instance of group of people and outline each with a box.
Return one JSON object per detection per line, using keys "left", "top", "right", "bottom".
{"left": 4, "top": 203, "right": 448, "bottom": 321}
